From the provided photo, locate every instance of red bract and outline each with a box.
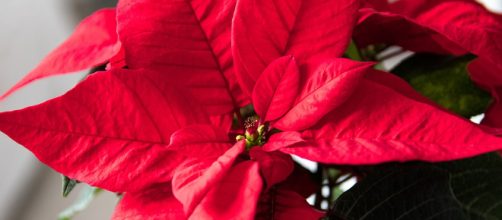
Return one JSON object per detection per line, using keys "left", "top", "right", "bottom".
{"left": 0, "top": 0, "right": 323, "bottom": 218}
{"left": 112, "top": 186, "right": 186, "bottom": 220}
{"left": 232, "top": 0, "right": 360, "bottom": 95}
{"left": 0, "top": 69, "right": 209, "bottom": 192}
{"left": 2, "top": 0, "right": 249, "bottom": 122}
{"left": 3, "top": 0, "right": 502, "bottom": 219}
{"left": 232, "top": 0, "right": 502, "bottom": 164}
{"left": 356, "top": 0, "right": 502, "bottom": 128}
{"left": 0, "top": 8, "right": 120, "bottom": 100}
{"left": 117, "top": 0, "right": 248, "bottom": 110}
{"left": 356, "top": 0, "right": 502, "bottom": 58}
{"left": 168, "top": 125, "right": 321, "bottom": 219}
{"left": 469, "top": 58, "right": 502, "bottom": 128}
{"left": 251, "top": 57, "right": 502, "bottom": 164}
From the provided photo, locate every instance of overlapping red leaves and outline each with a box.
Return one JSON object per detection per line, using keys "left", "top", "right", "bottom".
{"left": 0, "top": 0, "right": 501, "bottom": 219}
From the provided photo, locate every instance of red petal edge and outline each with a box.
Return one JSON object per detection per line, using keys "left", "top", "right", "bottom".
{"left": 112, "top": 185, "right": 186, "bottom": 220}
{"left": 190, "top": 161, "right": 263, "bottom": 220}
{"left": 0, "top": 69, "right": 209, "bottom": 192}
{"left": 252, "top": 56, "right": 300, "bottom": 122}
{"left": 1, "top": 8, "right": 120, "bottom": 100}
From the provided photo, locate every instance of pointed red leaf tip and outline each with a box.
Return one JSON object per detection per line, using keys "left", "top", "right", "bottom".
{"left": 232, "top": 0, "right": 360, "bottom": 95}
{"left": 252, "top": 56, "right": 300, "bottom": 122}
{"left": 112, "top": 186, "right": 186, "bottom": 220}
{"left": 364, "top": 69, "right": 439, "bottom": 107}
{"left": 190, "top": 161, "right": 263, "bottom": 220}
{"left": 172, "top": 128, "right": 245, "bottom": 215}
{"left": 269, "top": 72, "right": 502, "bottom": 164}
{"left": 274, "top": 59, "right": 373, "bottom": 131}
{"left": 0, "top": 8, "right": 120, "bottom": 100}
{"left": 256, "top": 189, "right": 325, "bottom": 220}
{"left": 0, "top": 69, "right": 210, "bottom": 192}
{"left": 116, "top": 0, "right": 249, "bottom": 111}
{"left": 249, "top": 148, "right": 294, "bottom": 188}
{"left": 170, "top": 124, "right": 238, "bottom": 214}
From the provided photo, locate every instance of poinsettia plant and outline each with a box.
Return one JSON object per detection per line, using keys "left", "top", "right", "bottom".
{"left": 2, "top": 0, "right": 502, "bottom": 219}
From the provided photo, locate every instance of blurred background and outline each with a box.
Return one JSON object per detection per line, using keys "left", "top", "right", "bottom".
{"left": 0, "top": 1, "right": 117, "bottom": 219}
{"left": 0, "top": 0, "right": 501, "bottom": 220}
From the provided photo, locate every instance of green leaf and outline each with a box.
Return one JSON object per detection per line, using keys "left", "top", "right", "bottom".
{"left": 62, "top": 176, "right": 79, "bottom": 197}
{"left": 345, "top": 40, "right": 362, "bottom": 61}
{"left": 329, "top": 154, "right": 502, "bottom": 220}
{"left": 58, "top": 185, "right": 102, "bottom": 220}
{"left": 392, "top": 54, "right": 491, "bottom": 118}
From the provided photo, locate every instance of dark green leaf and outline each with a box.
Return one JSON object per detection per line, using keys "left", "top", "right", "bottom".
{"left": 329, "top": 154, "right": 502, "bottom": 220}
{"left": 62, "top": 176, "right": 79, "bottom": 197}
{"left": 345, "top": 40, "right": 362, "bottom": 61}
{"left": 392, "top": 54, "right": 491, "bottom": 118}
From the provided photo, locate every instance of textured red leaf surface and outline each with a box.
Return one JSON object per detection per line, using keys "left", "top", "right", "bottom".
{"left": 0, "top": 8, "right": 120, "bottom": 100}
{"left": 249, "top": 148, "right": 294, "bottom": 188}
{"left": 252, "top": 56, "right": 300, "bottom": 122}
{"left": 232, "top": 0, "right": 360, "bottom": 95}
{"left": 256, "top": 189, "right": 324, "bottom": 220}
{"left": 117, "top": 0, "right": 248, "bottom": 111}
{"left": 269, "top": 74, "right": 502, "bottom": 164}
{"left": 0, "top": 69, "right": 210, "bottom": 192}
{"left": 357, "top": 0, "right": 502, "bottom": 70}
{"left": 169, "top": 125, "right": 231, "bottom": 148}
{"left": 190, "top": 161, "right": 263, "bottom": 219}
{"left": 173, "top": 140, "right": 244, "bottom": 215}
{"left": 274, "top": 59, "right": 372, "bottom": 131}
{"left": 265, "top": 132, "right": 305, "bottom": 152}
{"left": 112, "top": 186, "right": 185, "bottom": 220}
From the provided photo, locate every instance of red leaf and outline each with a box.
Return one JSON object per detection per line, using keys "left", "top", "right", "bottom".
{"left": 190, "top": 161, "right": 263, "bottom": 219}
{"left": 112, "top": 186, "right": 186, "bottom": 220}
{"left": 232, "top": 0, "right": 360, "bottom": 95}
{"left": 357, "top": 0, "right": 502, "bottom": 69}
{"left": 256, "top": 189, "right": 325, "bottom": 220}
{"left": 252, "top": 56, "right": 300, "bottom": 122}
{"left": 117, "top": 0, "right": 248, "bottom": 112}
{"left": 209, "top": 114, "right": 234, "bottom": 132}
{"left": 280, "top": 165, "right": 318, "bottom": 198}
{"left": 269, "top": 75, "right": 502, "bottom": 164}
{"left": 264, "top": 131, "right": 305, "bottom": 152}
{"left": 468, "top": 58, "right": 502, "bottom": 89}
{"left": 469, "top": 59, "right": 502, "bottom": 128}
{"left": 365, "top": 69, "right": 441, "bottom": 108}
{"left": 355, "top": 8, "right": 466, "bottom": 55}
{"left": 0, "top": 8, "right": 120, "bottom": 100}
{"left": 0, "top": 69, "right": 209, "bottom": 192}
{"left": 272, "top": 190, "right": 325, "bottom": 220}
{"left": 170, "top": 125, "right": 231, "bottom": 149}
{"left": 483, "top": 97, "right": 502, "bottom": 129}
{"left": 172, "top": 139, "right": 245, "bottom": 215}
{"left": 274, "top": 59, "right": 372, "bottom": 131}
{"left": 249, "top": 148, "right": 294, "bottom": 188}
